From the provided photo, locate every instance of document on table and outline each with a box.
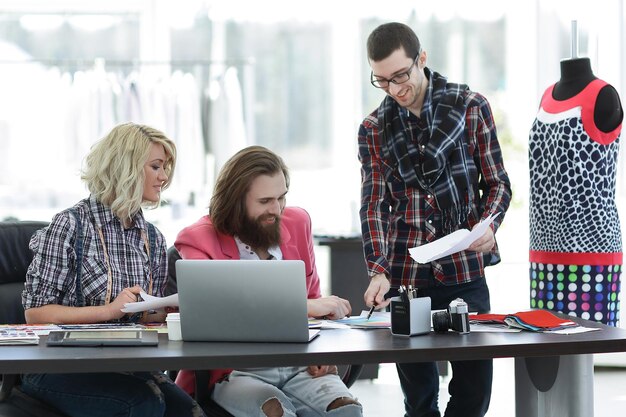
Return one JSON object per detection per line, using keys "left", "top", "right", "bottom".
{"left": 121, "top": 291, "right": 179, "bottom": 313}
{"left": 409, "top": 212, "right": 501, "bottom": 264}
{"left": 309, "top": 311, "right": 391, "bottom": 329}
{"left": 333, "top": 310, "right": 391, "bottom": 329}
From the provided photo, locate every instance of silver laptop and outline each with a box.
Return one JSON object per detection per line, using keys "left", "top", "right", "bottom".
{"left": 176, "top": 259, "right": 320, "bottom": 343}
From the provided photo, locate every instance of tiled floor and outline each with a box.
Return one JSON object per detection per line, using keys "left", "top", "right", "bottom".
{"left": 350, "top": 360, "right": 626, "bottom": 416}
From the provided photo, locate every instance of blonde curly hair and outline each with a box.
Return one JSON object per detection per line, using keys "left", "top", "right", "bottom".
{"left": 81, "top": 123, "right": 176, "bottom": 222}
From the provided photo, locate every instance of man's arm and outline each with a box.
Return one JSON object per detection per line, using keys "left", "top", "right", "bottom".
{"left": 358, "top": 119, "right": 393, "bottom": 308}
{"left": 296, "top": 207, "right": 350, "bottom": 318}
{"left": 468, "top": 94, "right": 512, "bottom": 232}
{"left": 358, "top": 121, "right": 393, "bottom": 280}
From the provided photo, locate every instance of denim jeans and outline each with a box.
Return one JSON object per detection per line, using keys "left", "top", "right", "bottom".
{"left": 395, "top": 278, "right": 493, "bottom": 417}
{"left": 21, "top": 371, "right": 205, "bottom": 417}
{"left": 212, "top": 366, "right": 363, "bottom": 417}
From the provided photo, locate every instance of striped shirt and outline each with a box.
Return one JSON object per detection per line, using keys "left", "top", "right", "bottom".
{"left": 22, "top": 195, "right": 167, "bottom": 310}
{"left": 358, "top": 69, "right": 512, "bottom": 288}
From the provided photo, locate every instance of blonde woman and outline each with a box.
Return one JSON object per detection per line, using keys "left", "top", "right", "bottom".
{"left": 21, "top": 123, "right": 205, "bottom": 417}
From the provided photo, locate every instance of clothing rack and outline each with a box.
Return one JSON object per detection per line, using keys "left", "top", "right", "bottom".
{"left": 0, "top": 57, "right": 255, "bottom": 69}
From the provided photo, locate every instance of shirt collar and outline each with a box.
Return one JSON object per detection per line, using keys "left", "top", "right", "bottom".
{"left": 88, "top": 194, "right": 147, "bottom": 231}
{"left": 420, "top": 67, "right": 435, "bottom": 121}
{"left": 234, "top": 236, "right": 283, "bottom": 260}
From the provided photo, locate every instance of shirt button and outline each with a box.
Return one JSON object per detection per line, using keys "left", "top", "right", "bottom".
{"left": 427, "top": 195, "right": 432, "bottom": 199}
{"left": 428, "top": 219, "right": 432, "bottom": 224}
{"left": 421, "top": 145, "right": 425, "bottom": 150}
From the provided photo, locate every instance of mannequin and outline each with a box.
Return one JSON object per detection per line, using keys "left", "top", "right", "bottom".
{"left": 528, "top": 57, "right": 623, "bottom": 326}
{"left": 552, "top": 57, "right": 623, "bottom": 132}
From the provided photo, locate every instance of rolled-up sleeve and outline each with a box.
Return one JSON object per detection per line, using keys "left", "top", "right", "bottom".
{"left": 468, "top": 93, "right": 512, "bottom": 232}
{"left": 358, "top": 118, "right": 392, "bottom": 278}
{"left": 22, "top": 212, "right": 76, "bottom": 310}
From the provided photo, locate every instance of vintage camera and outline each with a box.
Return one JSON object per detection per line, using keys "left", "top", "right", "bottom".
{"left": 432, "top": 298, "right": 470, "bottom": 334}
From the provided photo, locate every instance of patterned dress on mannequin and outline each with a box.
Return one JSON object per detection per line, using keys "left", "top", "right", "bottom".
{"left": 529, "top": 79, "right": 622, "bottom": 326}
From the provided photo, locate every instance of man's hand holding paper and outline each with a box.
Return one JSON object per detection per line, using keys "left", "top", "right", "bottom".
{"left": 409, "top": 212, "right": 501, "bottom": 264}
{"left": 467, "top": 224, "right": 495, "bottom": 252}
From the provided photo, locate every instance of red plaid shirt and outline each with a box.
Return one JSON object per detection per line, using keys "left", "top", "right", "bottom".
{"left": 358, "top": 79, "right": 511, "bottom": 288}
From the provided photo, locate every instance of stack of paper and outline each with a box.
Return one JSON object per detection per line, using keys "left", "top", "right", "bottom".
{"left": 0, "top": 327, "right": 40, "bottom": 345}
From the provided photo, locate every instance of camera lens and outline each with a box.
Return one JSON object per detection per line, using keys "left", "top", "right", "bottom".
{"left": 432, "top": 311, "right": 450, "bottom": 333}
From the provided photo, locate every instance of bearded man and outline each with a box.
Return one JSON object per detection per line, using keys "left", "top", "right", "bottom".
{"left": 174, "top": 145, "right": 363, "bottom": 417}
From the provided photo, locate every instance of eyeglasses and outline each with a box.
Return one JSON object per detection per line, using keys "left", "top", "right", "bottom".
{"left": 370, "top": 54, "right": 419, "bottom": 89}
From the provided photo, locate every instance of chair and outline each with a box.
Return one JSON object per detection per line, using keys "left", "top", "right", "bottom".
{"left": 166, "top": 246, "right": 363, "bottom": 416}
{"left": 0, "top": 220, "right": 70, "bottom": 417}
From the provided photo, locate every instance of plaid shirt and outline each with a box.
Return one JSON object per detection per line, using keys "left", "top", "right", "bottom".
{"left": 23, "top": 195, "right": 167, "bottom": 310}
{"left": 358, "top": 69, "right": 511, "bottom": 288}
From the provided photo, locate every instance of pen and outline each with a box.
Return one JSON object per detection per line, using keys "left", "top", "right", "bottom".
{"left": 399, "top": 285, "right": 410, "bottom": 304}
{"left": 367, "top": 302, "right": 377, "bottom": 320}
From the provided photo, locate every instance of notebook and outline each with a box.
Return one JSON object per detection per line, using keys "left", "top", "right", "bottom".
{"left": 176, "top": 259, "right": 320, "bottom": 343}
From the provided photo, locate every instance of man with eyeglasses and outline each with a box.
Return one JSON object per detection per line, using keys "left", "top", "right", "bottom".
{"left": 357, "top": 22, "right": 511, "bottom": 417}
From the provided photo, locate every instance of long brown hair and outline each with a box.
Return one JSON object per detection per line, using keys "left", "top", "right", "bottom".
{"left": 210, "top": 146, "right": 289, "bottom": 236}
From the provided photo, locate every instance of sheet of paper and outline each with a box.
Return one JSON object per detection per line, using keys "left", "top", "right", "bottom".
{"left": 469, "top": 323, "right": 522, "bottom": 333}
{"left": 318, "top": 321, "right": 351, "bottom": 330}
{"left": 547, "top": 326, "right": 601, "bottom": 335}
{"left": 121, "top": 291, "right": 179, "bottom": 313}
{"left": 333, "top": 310, "right": 391, "bottom": 329}
{"left": 409, "top": 212, "right": 501, "bottom": 264}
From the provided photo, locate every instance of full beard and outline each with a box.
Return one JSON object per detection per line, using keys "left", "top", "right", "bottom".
{"left": 237, "top": 213, "right": 282, "bottom": 252}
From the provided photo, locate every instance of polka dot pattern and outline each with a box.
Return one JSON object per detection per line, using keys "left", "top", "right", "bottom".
{"left": 530, "top": 263, "right": 622, "bottom": 326}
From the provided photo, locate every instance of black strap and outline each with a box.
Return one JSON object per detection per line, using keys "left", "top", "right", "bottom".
{"left": 147, "top": 222, "right": 157, "bottom": 275}
{"left": 68, "top": 208, "right": 85, "bottom": 307}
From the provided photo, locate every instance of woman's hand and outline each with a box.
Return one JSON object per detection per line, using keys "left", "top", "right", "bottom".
{"left": 108, "top": 285, "right": 143, "bottom": 320}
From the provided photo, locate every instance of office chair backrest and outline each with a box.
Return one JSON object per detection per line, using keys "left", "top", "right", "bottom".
{"left": 0, "top": 221, "right": 48, "bottom": 324}
{"left": 0, "top": 220, "right": 72, "bottom": 417}
{"left": 166, "top": 245, "right": 181, "bottom": 296}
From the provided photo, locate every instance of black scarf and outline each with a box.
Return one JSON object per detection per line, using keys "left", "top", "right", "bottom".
{"left": 378, "top": 70, "right": 477, "bottom": 233}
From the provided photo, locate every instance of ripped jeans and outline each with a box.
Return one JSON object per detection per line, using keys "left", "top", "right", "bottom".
{"left": 21, "top": 371, "right": 205, "bottom": 417}
{"left": 212, "top": 367, "right": 363, "bottom": 417}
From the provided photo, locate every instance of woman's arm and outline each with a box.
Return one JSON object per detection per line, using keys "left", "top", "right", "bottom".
{"left": 25, "top": 285, "right": 143, "bottom": 324}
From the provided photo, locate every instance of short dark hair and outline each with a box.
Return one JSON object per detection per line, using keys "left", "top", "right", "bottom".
{"left": 209, "top": 146, "right": 290, "bottom": 236}
{"left": 367, "top": 22, "right": 421, "bottom": 62}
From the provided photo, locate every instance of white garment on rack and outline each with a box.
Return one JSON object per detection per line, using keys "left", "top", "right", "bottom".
{"left": 65, "top": 68, "right": 120, "bottom": 167}
{"left": 170, "top": 71, "right": 205, "bottom": 205}
{"left": 208, "top": 66, "right": 248, "bottom": 176}
{"left": 120, "top": 70, "right": 143, "bottom": 123}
